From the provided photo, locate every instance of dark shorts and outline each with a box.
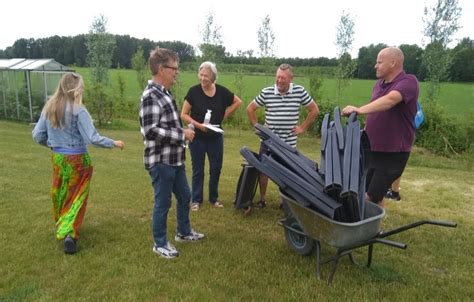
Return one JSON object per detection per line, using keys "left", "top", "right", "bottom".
{"left": 365, "top": 151, "right": 410, "bottom": 204}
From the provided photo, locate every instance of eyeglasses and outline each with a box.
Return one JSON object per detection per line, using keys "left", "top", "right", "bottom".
{"left": 162, "top": 65, "right": 179, "bottom": 71}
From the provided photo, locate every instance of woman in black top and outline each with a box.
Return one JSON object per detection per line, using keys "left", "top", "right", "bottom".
{"left": 181, "top": 61, "right": 242, "bottom": 211}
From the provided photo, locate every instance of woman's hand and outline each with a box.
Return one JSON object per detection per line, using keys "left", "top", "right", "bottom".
{"left": 197, "top": 123, "right": 208, "bottom": 132}
{"left": 114, "top": 140, "right": 125, "bottom": 150}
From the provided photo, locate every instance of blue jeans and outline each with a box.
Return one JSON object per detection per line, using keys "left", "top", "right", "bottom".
{"left": 148, "top": 163, "right": 191, "bottom": 247}
{"left": 189, "top": 135, "right": 223, "bottom": 204}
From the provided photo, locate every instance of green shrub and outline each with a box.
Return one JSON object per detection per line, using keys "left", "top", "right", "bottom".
{"left": 305, "top": 98, "right": 338, "bottom": 136}
{"left": 415, "top": 101, "right": 471, "bottom": 156}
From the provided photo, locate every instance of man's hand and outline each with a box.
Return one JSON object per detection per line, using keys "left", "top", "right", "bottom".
{"left": 184, "top": 128, "right": 195, "bottom": 142}
{"left": 342, "top": 105, "right": 359, "bottom": 116}
{"left": 291, "top": 125, "right": 305, "bottom": 136}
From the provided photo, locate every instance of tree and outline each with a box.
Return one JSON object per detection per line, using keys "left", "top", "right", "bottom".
{"left": 62, "top": 37, "right": 75, "bottom": 65}
{"left": 257, "top": 14, "right": 276, "bottom": 79}
{"left": 201, "top": 11, "right": 222, "bottom": 45}
{"left": 43, "top": 36, "right": 67, "bottom": 63}
{"left": 334, "top": 10, "right": 356, "bottom": 103}
{"left": 422, "top": 0, "right": 462, "bottom": 102}
{"left": 199, "top": 44, "right": 226, "bottom": 63}
{"left": 27, "top": 38, "right": 43, "bottom": 59}
{"left": 131, "top": 46, "right": 149, "bottom": 89}
{"left": 449, "top": 38, "right": 473, "bottom": 82}
{"left": 199, "top": 11, "right": 225, "bottom": 63}
{"left": 399, "top": 44, "right": 423, "bottom": 76}
{"left": 356, "top": 46, "right": 372, "bottom": 79}
{"left": 114, "top": 70, "right": 127, "bottom": 118}
{"left": 113, "top": 35, "right": 137, "bottom": 68}
{"left": 85, "top": 14, "right": 116, "bottom": 125}
{"left": 12, "top": 39, "right": 29, "bottom": 58}
{"left": 3, "top": 46, "right": 14, "bottom": 58}
{"left": 158, "top": 41, "right": 195, "bottom": 62}
{"left": 257, "top": 15, "right": 275, "bottom": 58}
{"left": 71, "top": 35, "right": 88, "bottom": 66}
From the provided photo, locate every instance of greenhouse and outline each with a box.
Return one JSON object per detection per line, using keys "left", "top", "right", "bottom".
{"left": 0, "top": 58, "right": 73, "bottom": 122}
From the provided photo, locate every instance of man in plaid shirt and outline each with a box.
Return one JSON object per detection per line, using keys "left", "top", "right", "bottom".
{"left": 139, "top": 47, "right": 204, "bottom": 259}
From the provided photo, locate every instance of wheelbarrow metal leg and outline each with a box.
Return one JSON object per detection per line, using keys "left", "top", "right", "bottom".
{"left": 367, "top": 244, "right": 373, "bottom": 267}
{"left": 315, "top": 240, "right": 321, "bottom": 279}
{"left": 347, "top": 244, "right": 373, "bottom": 268}
{"left": 327, "top": 248, "right": 344, "bottom": 285}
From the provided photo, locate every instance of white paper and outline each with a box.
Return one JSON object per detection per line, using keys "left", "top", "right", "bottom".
{"left": 204, "top": 124, "right": 224, "bottom": 133}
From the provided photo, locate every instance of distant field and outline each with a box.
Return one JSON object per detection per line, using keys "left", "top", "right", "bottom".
{"left": 74, "top": 67, "right": 473, "bottom": 119}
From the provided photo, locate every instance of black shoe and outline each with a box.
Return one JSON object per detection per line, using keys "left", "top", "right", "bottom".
{"left": 64, "top": 235, "right": 77, "bottom": 254}
{"left": 385, "top": 189, "right": 401, "bottom": 201}
{"left": 254, "top": 200, "right": 266, "bottom": 209}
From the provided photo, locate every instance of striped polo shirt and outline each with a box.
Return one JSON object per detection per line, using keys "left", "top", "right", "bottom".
{"left": 254, "top": 83, "right": 312, "bottom": 147}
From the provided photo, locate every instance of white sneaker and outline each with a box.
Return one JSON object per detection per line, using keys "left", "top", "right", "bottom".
{"left": 175, "top": 229, "right": 205, "bottom": 242}
{"left": 211, "top": 201, "right": 224, "bottom": 208}
{"left": 191, "top": 202, "right": 200, "bottom": 212}
{"left": 153, "top": 242, "right": 179, "bottom": 258}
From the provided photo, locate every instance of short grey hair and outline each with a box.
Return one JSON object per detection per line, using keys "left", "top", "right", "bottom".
{"left": 149, "top": 47, "right": 178, "bottom": 76}
{"left": 199, "top": 61, "right": 218, "bottom": 83}
{"left": 278, "top": 63, "right": 293, "bottom": 76}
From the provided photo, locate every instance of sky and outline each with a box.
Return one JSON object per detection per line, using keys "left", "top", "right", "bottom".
{"left": 1, "top": 0, "right": 473, "bottom": 59}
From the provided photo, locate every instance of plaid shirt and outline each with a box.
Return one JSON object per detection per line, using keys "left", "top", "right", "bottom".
{"left": 139, "top": 81, "right": 186, "bottom": 169}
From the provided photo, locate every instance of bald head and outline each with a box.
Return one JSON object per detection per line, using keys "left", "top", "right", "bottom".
{"left": 380, "top": 47, "right": 404, "bottom": 65}
{"left": 375, "top": 47, "right": 405, "bottom": 81}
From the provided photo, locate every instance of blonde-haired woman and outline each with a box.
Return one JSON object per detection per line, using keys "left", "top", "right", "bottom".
{"left": 33, "top": 72, "right": 124, "bottom": 254}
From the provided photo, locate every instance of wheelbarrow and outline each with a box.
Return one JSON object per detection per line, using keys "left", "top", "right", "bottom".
{"left": 280, "top": 193, "right": 457, "bottom": 285}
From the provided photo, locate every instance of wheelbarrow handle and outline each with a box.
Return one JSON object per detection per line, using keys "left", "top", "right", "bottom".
{"left": 372, "top": 238, "right": 407, "bottom": 249}
{"left": 378, "top": 220, "right": 457, "bottom": 238}
{"left": 426, "top": 220, "right": 457, "bottom": 228}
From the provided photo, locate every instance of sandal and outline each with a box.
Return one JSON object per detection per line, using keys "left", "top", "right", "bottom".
{"left": 254, "top": 200, "right": 266, "bottom": 209}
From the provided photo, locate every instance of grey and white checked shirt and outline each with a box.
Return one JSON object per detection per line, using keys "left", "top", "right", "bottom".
{"left": 139, "top": 81, "right": 186, "bottom": 169}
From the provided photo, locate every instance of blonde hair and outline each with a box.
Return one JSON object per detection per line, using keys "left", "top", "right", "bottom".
{"left": 42, "top": 72, "right": 84, "bottom": 129}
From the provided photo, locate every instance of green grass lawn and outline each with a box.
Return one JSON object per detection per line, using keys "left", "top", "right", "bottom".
{"left": 1, "top": 120, "right": 473, "bottom": 301}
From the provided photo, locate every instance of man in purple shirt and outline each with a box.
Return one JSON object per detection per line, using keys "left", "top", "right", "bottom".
{"left": 342, "top": 47, "right": 419, "bottom": 207}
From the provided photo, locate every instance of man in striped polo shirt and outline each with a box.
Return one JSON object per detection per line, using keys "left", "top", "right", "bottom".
{"left": 247, "top": 63, "right": 319, "bottom": 208}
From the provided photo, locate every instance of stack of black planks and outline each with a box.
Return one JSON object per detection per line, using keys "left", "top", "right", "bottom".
{"left": 240, "top": 107, "right": 370, "bottom": 222}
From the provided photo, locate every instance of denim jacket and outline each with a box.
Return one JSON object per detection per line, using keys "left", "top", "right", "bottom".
{"left": 32, "top": 104, "right": 114, "bottom": 150}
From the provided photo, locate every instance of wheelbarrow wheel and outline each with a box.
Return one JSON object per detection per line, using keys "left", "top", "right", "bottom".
{"left": 284, "top": 219, "right": 315, "bottom": 256}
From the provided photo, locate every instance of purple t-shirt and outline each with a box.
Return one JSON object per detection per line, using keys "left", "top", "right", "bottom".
{"left": 365, "top": 71, "right": 419, "bottom": 152}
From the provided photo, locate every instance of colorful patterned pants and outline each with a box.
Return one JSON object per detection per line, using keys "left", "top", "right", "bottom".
{"left": 51, "top": 153, "right": 93, "bottom": 240}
